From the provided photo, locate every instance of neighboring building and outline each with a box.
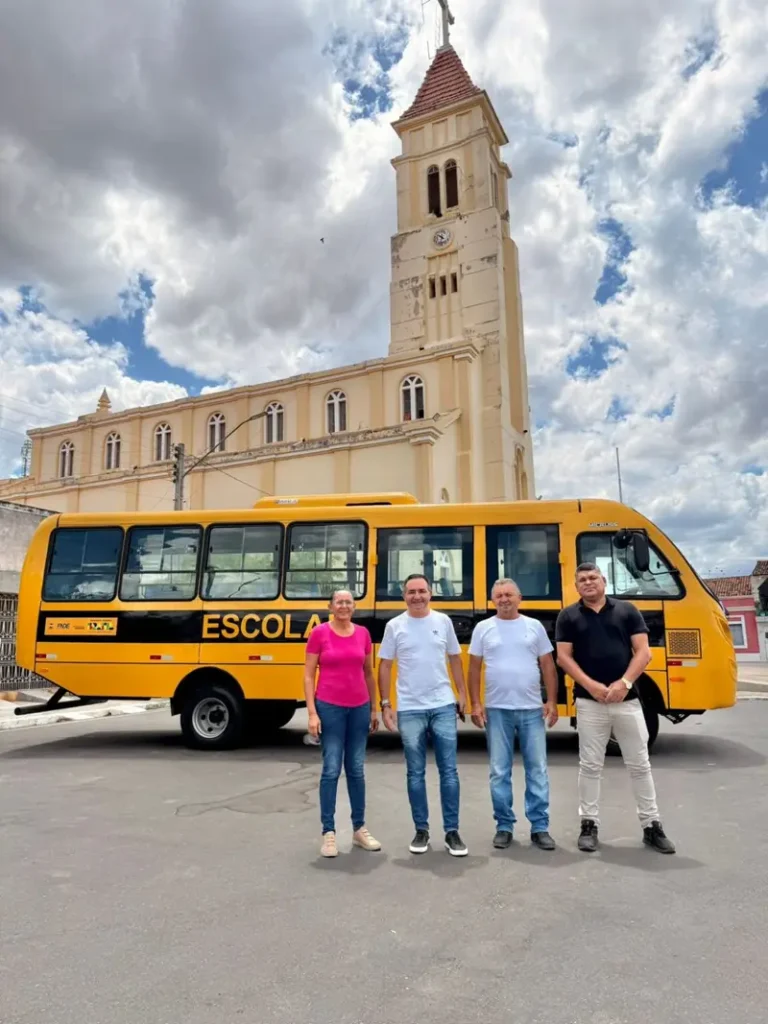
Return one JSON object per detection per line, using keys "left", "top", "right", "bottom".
{"left": 0, "top": 42, "right": 534, "bottom": 514}
{"left": 0, "top": 501, "right": 53, "bottom": 690}
{"left": 705, "top": 561, "right": 768, "bottom": 663}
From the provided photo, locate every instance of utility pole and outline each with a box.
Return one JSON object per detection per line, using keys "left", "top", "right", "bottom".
{"left": 20, "top": 439, "right": 32, "bottom": 476}
{"left": 172, "top": 443, "right": 186, "bottom": 511}
{"left": 615, "top": 446, "right": 624, "bottom": 504}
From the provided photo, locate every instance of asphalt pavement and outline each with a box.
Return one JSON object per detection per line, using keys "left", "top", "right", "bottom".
{"left": 1, "top": 701, "right": 767, "bottom": 1024}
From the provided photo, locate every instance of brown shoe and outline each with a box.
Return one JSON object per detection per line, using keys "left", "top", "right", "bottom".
{"left": 352, "top": 827, "right": 382, "bottom": 851}
{"left": 320, "top": 832, "right": 338, "bottom": 857}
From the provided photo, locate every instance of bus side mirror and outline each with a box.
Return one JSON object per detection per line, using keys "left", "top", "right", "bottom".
{"left": 632, "top": 533, "right": 650, "bottom": 574}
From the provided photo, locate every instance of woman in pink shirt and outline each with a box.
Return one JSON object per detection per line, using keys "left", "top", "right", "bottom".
{"left": 304, "top": 589, "right": 381, "bottom": 858}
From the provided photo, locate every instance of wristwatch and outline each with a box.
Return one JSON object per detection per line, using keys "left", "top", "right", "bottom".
{"left": 380, "top": 699, "right": 392, "bottom": 710}
{"left": 621, "top": 677, "right": 633, "bottom": 690}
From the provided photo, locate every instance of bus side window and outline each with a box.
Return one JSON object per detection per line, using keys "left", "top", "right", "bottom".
{"left": 203, "top": 524, "right": 282, "bottom": 600}
{"left": 284, "top": 522, "right": 366, "bottom": 600}
{"left": 43, "top": 527, "right": 124, "bottom": 602}
{"left": 376, "top": 527, "right": 473, "bottom": 601}
{"left": 120, "top": 525, "right": 202, "bottom": 602}
{"left": 486, "top": 525, "right": 561, "bottom": 600}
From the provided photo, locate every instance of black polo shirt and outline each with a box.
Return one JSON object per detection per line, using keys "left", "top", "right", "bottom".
{"left": 555, "top": 598, "right": 648, "bottom": 700}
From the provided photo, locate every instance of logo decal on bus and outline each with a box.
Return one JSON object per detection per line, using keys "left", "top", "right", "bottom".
{"left": 44, "top": 617, "right": 118, "bottom": 636}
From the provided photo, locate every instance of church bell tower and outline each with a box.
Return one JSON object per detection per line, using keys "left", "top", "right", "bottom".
{"left": 389, "top": 6, "right": 534, "bottom": 500}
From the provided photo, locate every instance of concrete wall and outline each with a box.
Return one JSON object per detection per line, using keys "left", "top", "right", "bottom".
{"left": 0, "top": 502, "right": 54, "bottom": 594}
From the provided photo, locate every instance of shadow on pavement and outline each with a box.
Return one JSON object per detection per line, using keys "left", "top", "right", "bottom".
{"left": 489, "top": 843, "right": 583, "bottom": 868}
{"left": 592, "top": 845, "right": 705, "bottom": 872}
{"left": 390, "top": 853, "right": 489, "bottom": 877}
{"left": 309, "top": 849, "right": 389, "bottom": 875}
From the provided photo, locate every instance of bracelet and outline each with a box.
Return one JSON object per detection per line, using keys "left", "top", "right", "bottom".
{"left": 621, "top": 677, "right": 633, "bottom": 689}
{"left": 380, "top": 699, "right": 392, "bottom": 710}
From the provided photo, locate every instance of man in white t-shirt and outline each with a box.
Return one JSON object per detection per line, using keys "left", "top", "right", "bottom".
{"left": 378, "top": 573, "right": 469, "bottom": 857}
{"left": 469, "top": 578, "right": 559, "bottom": 851}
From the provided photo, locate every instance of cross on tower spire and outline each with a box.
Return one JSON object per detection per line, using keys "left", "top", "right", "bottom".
{"left": 436, "top": 0, "right": 455, "bottom": 49}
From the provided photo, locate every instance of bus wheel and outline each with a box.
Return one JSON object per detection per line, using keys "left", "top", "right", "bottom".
{"left": 245, "top": 699, "right": 297, "bottom": 736}
{"left": 607, "top": 705, "right": 659, "bottom": 756}
{"left": 180, "top": 685, "right": 245, "bottom": 751}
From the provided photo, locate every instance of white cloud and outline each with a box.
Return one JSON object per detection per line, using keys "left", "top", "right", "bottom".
{"left": 0, "top": 0, "right": 767, "bottom": 571}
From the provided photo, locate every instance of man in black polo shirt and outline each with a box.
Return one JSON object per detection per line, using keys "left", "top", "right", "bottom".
{"left": 556, "top": 562, "right": 675, "bottom": 854}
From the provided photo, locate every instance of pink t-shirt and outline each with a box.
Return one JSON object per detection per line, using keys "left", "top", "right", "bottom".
{"left": 306, "top": 622, "right": 372, "bottom": 708}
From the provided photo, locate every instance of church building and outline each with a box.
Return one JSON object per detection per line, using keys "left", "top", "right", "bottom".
{"left": 0, "top": 34, "right": 535, "bottom": 513}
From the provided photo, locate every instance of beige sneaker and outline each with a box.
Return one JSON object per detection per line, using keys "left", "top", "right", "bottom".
{"left": 320, "top": 832, "right": 338, "bottom": 858}
{"left": 352, "top": 827, "right": 382, "bottom": 852}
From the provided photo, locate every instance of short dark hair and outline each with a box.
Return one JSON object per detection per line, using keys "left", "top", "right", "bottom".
{"left": 575, "top": 562, "right": 600, "bottom": 576}
{"left": 403, "top": 573, "right": 431, "bottom": 591}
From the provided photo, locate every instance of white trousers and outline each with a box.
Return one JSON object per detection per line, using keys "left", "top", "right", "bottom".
{"left": 576, "top": 698, "right": 660, "bottom": 828}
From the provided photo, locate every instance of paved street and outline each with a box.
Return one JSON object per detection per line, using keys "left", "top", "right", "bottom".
{"left": 2, "top": 701, "right": 767, "bottom": 1024}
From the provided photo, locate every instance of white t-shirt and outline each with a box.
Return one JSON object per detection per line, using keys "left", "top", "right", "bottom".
{"left": 469, "top": 614, "right": 553, "bottom": 710}
{"left": 378, "top": 610, "right": 461, "bottom": 712}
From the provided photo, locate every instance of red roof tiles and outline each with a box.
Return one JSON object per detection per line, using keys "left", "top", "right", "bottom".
{"left": 401, "top": 45, "right": 483, "bottom": 121}
{"left": 752, "top": 560, "right": 768, "bottom": 577}
{"left": 703, "top": 576, "right": 753, "bottom": 598}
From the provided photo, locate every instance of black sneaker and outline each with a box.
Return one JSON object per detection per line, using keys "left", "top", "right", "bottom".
{"left": 493, "top": 830, "right": 513, "bottom": 849}
{"left": 444, "top": 830, "right": 468, "bottom": 857}
{"left": 531, "top": 831, "right": 556, "bottom": 851}
{"left": 409, "top": 829, "right": 430, "bottom": 854}
{"left": 578, "top": 819, "right": 599, "bottom": 852}
{"left": 643, "top": 821, "right": 676, "bottom": 855}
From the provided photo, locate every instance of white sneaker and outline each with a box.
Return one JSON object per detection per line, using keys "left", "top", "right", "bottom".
{"left": 321, "top": 832, "right": 338, "bottom": 857}
{"left": 352, "top": 827, "right": 382, "bottom": 851}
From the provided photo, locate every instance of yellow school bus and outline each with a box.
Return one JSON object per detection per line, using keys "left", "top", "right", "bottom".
{"left": 15, "top": 492, "right": 736, "bottom": 750}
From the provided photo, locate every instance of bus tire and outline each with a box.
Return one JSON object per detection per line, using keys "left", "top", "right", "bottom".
{"left": 607, "top": 704, "right": 660, "bottom": 756}
{"left": 180, "top": 684, "right": 245, "bottom": 751}
{"left": 245, "top": 699, "right": 297, "bottom": 735}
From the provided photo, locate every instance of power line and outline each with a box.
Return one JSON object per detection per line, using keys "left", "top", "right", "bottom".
{"left": 206, "top": 464, "right": 273, "bottom": 498}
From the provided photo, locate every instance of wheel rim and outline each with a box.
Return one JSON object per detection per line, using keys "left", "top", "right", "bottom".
{"left": 192, "top": 697, "right": 230, "bottom": 740}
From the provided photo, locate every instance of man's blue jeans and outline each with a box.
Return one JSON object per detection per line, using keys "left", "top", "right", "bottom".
{"left": 486, "top": 707, "right": 550, "bottom": 834}
{"left": 316, "top": 699, "right": 370, "bottom": 834}
{"left": 397, "top": 704, "right": 459, "bottom": 833}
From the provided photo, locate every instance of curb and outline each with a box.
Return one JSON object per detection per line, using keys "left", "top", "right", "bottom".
{"left": 737, "top": 680, "right": 768, "bottom": 693}
{"left": 0, "top": 699, "right": 170, "bottom": 732}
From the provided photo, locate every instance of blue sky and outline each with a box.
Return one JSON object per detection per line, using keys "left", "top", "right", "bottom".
{"left": 700, "top": 87, "right": 768, "bottom": 206}
{"left": 80, "top": 277, "right": 221, "bottom": 395}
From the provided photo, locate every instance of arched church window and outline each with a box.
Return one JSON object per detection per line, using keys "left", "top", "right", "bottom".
{"left": 59, "top": 441, "right": 74, "bottom": 479}
{"left": 427, "top": 165, "right": 442, "bottom": 218}
{"left": 401, "top": 376, "right": 425, "bottom": 422}
{"left": 105, "top": 432, "right": 121, "bottom": 471}
{"left": 265, "top": 403, "right": 284, "bottom": 444}
{"left": 445, "top": 159, "right": 459, "bottom": 208}
{"left": 326, "top": 391, "right": 347, "bottom": 434}
{"left": 154, "top": 423, "right": 172, "bottom": 461}
{"left": 208, "top": 412, "right": 226, "bottom": 452}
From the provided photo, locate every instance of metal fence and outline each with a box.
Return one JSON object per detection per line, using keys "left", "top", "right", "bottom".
{"left": 0, "top": 593, "right": 48, "bottom": 691}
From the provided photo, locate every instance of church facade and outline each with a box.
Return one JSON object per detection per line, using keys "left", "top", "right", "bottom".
{"left": 0, "top": 44, "right": 535, "bottom": 514}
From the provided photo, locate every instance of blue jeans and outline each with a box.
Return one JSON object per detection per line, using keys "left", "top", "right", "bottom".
{"left": 486, "top": 708, "right": 550, "bottom": 834}
{"left": 397, "top": 704, "right": 459, "bottom": 833}
{"left": 316, "top": 699, "right": 370, "bottom": 834}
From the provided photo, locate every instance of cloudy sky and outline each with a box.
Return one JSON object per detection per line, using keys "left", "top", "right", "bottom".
{"left": 0, "top": 0, "right": 766, "bottom": 575}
